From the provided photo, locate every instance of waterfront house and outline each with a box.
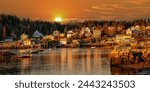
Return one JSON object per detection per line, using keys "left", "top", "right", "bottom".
{"left": 67, "top": 30, "right": 74, "bottom": 38}
{"left": 146, "top": 26, "right": 150, "bottom": 37}
{"left": 20, "top": 33, "right": 31, "bottom": 46}
{"left": 92, "top": 27, "right": 101, "bottom": 37}
{"left": 21, "top": 33, "right": 28, "bottom": 41}
{"left": 4, "top": 37, "right": 13, "bottom": 42}
{"left": 60, "top": 38, "right": 67, "bottom": 45}
{"left": 32, "top": 30, "right": 43, "bottom": 38}
{"left": 126, "top": 28, "right": 132, "bottom": 36}
{"left": 59, "top": 33, "right": 66, "bottom": 45}
{"left": 85, "top": 32, "right": 92, "bottom": 38}
{"left": 107, "top": 26, "right": 116, "bottom": 37}
{"left": 31, "top": 30, "right": 44, "bottom": 44}
{"left": 23, "top": 39, "right": 31, "bottom": 46}
{"left": 116, "top": 35, "right": 132, "bottom": 43}
{"left": 53, "top": 30, "right": 60, "bottom": 38}
{"left": 60, "top": 33, "right": 65, "bottom": 38}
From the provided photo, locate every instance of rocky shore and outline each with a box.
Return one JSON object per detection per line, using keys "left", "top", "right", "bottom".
{"left": 110, "top": 48, "right": 150, "bottom": 71}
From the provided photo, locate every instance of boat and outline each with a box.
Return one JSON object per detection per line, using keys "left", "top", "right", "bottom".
{"left": 17, "top": 54, "right": 31, "bottom": 58}
{"left": 18, "top": 49, "right": 44, "bottom": 54}
{"left": 91, "top": 47, "right": 96, "bottom": 49}
{"left": 18, "top": 49, "right": 31, "bottom": 54}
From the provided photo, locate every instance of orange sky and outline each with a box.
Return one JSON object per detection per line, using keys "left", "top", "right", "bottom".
{"left": 0, "top": 0, "right": 150, "bottom": 21}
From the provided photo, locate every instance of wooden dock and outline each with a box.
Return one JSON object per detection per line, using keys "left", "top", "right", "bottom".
{"left": 0, "top": 50, "right": 16, "bottom": 57}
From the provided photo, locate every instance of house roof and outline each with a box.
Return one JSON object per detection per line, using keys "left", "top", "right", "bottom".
{"left": 33, "top": 30, "right": 43, "bottom": 37}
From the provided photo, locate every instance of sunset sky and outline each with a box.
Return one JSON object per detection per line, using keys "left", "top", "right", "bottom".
{"left": 0, "top": 0, "right": 150, "bottom": 21}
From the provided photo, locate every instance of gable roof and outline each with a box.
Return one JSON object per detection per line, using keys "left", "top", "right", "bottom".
{"left": 33, "top": 30, "right": 43, "bottom": 37}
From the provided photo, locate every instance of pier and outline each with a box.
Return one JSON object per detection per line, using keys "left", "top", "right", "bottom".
{"left": 0, "top": 50, "right": 16, "bottom": 57}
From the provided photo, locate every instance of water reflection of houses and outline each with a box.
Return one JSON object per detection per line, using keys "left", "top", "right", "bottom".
{"left": 86, "top": 50, "right": 91, "bottom": 73}
{"left": 93, "top": 49, "right": 101, "bottom": 73}
{"left": 0, "top": 48, "right": 111, "bottom": 75}
{"left": 59, "top": 49, "right": 110, "bottom": 74}
{"left": 20, "top": 58, "right": 31, "bottom": 74}
{"left": 0, "top": 57, "right": 22, "bottom": 75}
{"left": 60, "top": 49, "right": 67, "bottom": 73}
{"left": 67, "top": 50, "right": 73, "bottom": 73}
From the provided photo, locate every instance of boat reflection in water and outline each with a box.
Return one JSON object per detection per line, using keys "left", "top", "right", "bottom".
{"left": 0, "top": 48, "right": 111, "bottom": 75}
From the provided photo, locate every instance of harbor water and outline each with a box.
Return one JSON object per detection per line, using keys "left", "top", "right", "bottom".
{"left": 0, "top": 48, "right": 149, "bottom": 75}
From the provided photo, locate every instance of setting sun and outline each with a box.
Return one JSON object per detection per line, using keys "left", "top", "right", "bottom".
{"left": 54, "top": 17, "right": 62, "bottom": 22}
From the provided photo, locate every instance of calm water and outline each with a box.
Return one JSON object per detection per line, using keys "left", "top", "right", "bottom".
{"left": 0, "top": 48, "right": 111, "bottom": 75}
{"left": 0, "top": 48, "right": 148, "bottom": 75}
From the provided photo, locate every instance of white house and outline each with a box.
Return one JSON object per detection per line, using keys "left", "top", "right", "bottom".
{"left": 4, "top": 37, "right": 13, "bottom": 42}
{"left": 67, "top": 30, "right": 74, "bottom": 38}
{"left": 126, "top": 28, "right": 132, "bottom": 35}
{"left": 116, "top": 35, "right": 132, "bottom": 43}
{"left": 60, "top": 38, "right": 67, "bottom": 45}
{"left": 53, "top": 30, "right": 60, "bottom": 37}
{"left": 135, "top": 25, "right": 141, "bottom": 31}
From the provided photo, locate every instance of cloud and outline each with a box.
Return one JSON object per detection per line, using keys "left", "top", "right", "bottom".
{"left": 91, "top": 6, "right": 100, "bottom": 10}
{"left": 126, "top": 0, "right": 150, "bottom": 5}
{"left": 88, "top": 0, "right": 150, "bottom": 20}
{"left": 100, "top": 11, "right": 112, "bottom": 15}
{"left": 98, "top": 15, "right": 119, "bottom": 20}
{"left": 84, "top": 9, "right": 91, "bottom": 12}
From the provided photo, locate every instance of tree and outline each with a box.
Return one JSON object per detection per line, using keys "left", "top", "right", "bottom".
{"left": 2, "top": 26, "right": 6, "bottom": 39}
{"left": 64, "top": 26, "right": 68, "bottom": 37}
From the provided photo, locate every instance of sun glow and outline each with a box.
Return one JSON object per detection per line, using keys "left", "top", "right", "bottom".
{"left": 54, "top": 17, "right": 62, "bottom": 22}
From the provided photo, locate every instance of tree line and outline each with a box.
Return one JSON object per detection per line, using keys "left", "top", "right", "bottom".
{"left": 0, "top": 14, "right": 150, "bottom": 40}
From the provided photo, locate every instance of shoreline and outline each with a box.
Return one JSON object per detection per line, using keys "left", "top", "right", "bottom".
{"left": 1, "top": 46, "right": 150, "bottom": 72}
{"left": 122, "top": 62, "right": 150, "bottom": 69}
